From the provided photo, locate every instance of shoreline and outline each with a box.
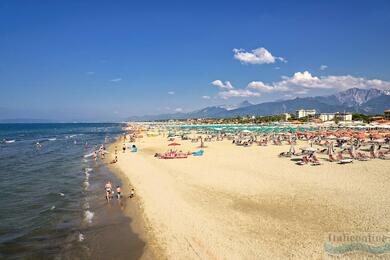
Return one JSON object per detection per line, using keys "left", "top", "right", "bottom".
{"left": 105, "top": 138, "right": 163, "bottom": 259}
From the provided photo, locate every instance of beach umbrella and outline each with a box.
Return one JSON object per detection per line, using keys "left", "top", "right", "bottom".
{"left": 168, "top": 142, "right": 181, "bottom": 146}
{"left": 300, "top": 147, "right": 316, "bottom": 152}
{"left": 326, "top": 135, "right": 337, "bottom": 140}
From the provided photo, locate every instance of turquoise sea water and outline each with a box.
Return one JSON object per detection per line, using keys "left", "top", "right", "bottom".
{"left": 0, "top": 123, "right": 125, "bottom": 259}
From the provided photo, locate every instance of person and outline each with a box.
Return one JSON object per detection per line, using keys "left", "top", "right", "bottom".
{"left": 115, "top": 146, "right": 118, "bottom": 155}
{"left": 36, "top": 142, "right": 42, "bottom": 148}
{"left": 122, "top": 143, "right": 126, "bottom": 153}
{"left": 129, "top": 188, "right": 135, "bottom": 198}
{"left": 93, "top": 151, "right": 97, "bottom": 161}
{"left": 116, "top": 186, "right": 121, "bottom": 199}
{"left": 105, "top": 181, "right": 113, "bottom": 201}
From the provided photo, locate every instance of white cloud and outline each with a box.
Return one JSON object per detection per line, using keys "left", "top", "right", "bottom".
{"left": 247, "top": 71, "right": 390, "bottom": 94}
{"left": 175, "top": 108, "right": 183, "bottom": 112}
{"left": 218, "top": 89, "right": 261, "bottom": 99}
{"left": 211, "top": 80, "right": 234, "bottom": 90}
{"left": 110, "top": 78, "right": 122, "bottom": 82}
{"left": 233, "top": 47, "right": 286, "bottom": 65}
{"left": 168, "top": 91, "right": 175, "bottom": 95}
{"left": 319, "top": 65, "right": 328, "bottom": 71}
{"left": 202, "top": 95, "right": 211, "bottom": 99}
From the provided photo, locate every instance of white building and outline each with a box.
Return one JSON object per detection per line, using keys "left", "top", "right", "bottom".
{"left": 283, "top": 113, "right": 291, "bottom": 121}
{"left": 336, "top": 112, "right": 352, "bottom": 121}
{"left": 296, "top": 109, "right": 316, "bottom": 118}
{"left": 319, "top": 113, "right": 335, "bottom": 122}
{"left": 319, "top": 112, "right": 352, "bottom": 122}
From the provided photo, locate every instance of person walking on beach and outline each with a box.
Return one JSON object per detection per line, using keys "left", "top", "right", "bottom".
{"left": 129, "top": 188, "right": 135, "bottom": 198}
{"left": 116, "top": 186, "right": 121, "bottom": 199}
{"left": 122, "top": 143, "right": 126, "bottom": 153}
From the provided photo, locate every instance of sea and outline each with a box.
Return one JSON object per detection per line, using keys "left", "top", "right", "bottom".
{"left": 0, "top": 123, "right": 145, "bottom": 259}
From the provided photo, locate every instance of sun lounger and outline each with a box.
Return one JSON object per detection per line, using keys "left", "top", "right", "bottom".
{"left": 297, "top": 156, "right": 309, "bottom": 165}
{"left": 328, "top": 154, "right": 336, "bottom": 162}
{"left": 378, "top": 152, "right": 390, "bottom": 160}
{"left": 356, "top": 152, "right": 370, "bottom": 161}
{"left": 338, "top": 159, "right": 353, "bottom": 164}
{"left": 311, "top": 155, "right": 321, "bottom": 166}
{"left": 279, "top": 152, "right": 292, "bottom": 158}
{"left": 335, "top": 152, "right": 353, "bottom": 164}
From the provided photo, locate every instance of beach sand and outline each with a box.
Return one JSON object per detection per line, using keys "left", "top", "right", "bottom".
{"left": 109, "top": 134, "right": 390, "bottom": 259}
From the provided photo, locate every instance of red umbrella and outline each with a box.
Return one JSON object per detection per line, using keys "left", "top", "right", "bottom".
{"left": 168, "top": 142, "right": 181, "bottom": 146}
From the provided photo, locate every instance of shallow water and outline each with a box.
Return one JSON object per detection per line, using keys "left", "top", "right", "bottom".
{"left": 0, "top": 123, "right": 144, "bottom": 259}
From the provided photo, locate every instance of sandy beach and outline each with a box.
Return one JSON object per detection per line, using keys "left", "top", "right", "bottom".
{"left": 108, "top": 131, "right": 390, "bottom": 259}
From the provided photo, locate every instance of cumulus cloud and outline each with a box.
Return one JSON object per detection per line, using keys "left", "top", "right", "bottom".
{"left": 247, "top": 71, "right": 390, "bottom": 94}
{"left": 168, "top": 91, "right": 175, "bottom": 95}
{"left": 202, "top": 95, "right": 211, "bottom": 99}
{"left": 211, "top": 80, "right": 234, "bottom": 90}
{"left": 175, "top": 108, "right": 183, "bottom": 112}
{"left": 110, "top": 78, "right": 122, "bottom": 82}
{"left": 218, "top": 89, "right": 261, "bottom": 99}
{"left": 233, "top": 47, "right": 286, "bottom": 65}
{"left": 319, "top": 65, "right": 328, "bottom": 71}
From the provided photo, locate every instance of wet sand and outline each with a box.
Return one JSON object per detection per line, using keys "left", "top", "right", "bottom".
{"left": 108, "top": 133, "right": 390, "bottom": 259}
{"left": 85, "top": 163, "right": 147, "bottom": 260}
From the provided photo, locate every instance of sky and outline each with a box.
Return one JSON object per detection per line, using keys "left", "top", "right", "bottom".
{"left": 0, "top": 0, "right": 390, "bottom": 121}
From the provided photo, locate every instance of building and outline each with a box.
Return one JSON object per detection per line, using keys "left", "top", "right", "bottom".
{"left": 283, "top": 113, "right": 291, "bottom": 121}
{"left": 319, "top": 113, "right": 335, "bottom": 122}
{"left": 318, "top": 112, "right": 352, "bottom": 122}
{"left": 385, "top": 110, "right": 390, "bottom": 120}
{"left": 296, "top": 109, "right": 316, "bottom": 118}
{"left": 336, "top": 112, "right": 352, "bottom": 121}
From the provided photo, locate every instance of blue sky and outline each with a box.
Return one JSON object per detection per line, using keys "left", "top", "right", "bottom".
{"left": 1, "top": 0, "right": 390, "bottom": 121}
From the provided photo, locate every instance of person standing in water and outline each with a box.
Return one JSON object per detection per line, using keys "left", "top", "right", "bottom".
{"left": 116, "top": 186, "right": 121, "bottom": 199}
{"left": 105, "top": 181, "right": 112, "bottom": 201}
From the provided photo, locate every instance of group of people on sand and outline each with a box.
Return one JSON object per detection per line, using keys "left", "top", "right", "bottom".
{"left": 104, "top": 181, "right": 135, "bottom": 201}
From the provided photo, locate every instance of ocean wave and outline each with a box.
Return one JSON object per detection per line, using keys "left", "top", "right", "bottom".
{"left": 83, "top": 201, "right": 90, "bottom": 209}
{"left": 84, "top": 180, "right": 89, "bottom": 190}
{"left": 84, "top": 210, "right": 94, "bottom": 224}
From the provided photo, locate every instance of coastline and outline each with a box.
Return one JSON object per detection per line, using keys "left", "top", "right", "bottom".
{"left": 106, "top": 138, "right": 163, "bottom": 260}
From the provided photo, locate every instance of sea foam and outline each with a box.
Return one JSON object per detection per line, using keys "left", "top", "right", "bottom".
{"left": 84, "top": 210, "right": 94, "bottom": 224}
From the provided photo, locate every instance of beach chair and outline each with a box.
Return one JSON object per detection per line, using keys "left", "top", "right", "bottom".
{"left": 297, "top": 156, "right": 309, "bottom": 165}
{"left": 328, "top": 154, "right": 336, "bottom": 162}
{"left": 336, "top": 152, "right": 353, "bottom": 164}
{"left": 370, "top": 151, "right": 377, "bottom": 159}
{"left": 378, "top": 151, "right": 390, "bottom": 160}
{"left": 279, "top": 152, "right": 292, "bottom": 158}
{"left": 311, "top": 155, "right": 321, "bottom": 166}
{"left": 356, "top": 152, "right": 370, "bottom": 161}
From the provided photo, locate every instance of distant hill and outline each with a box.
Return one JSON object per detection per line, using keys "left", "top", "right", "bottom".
{"left": 127, "top": 88, "right": 390, "bottom": 121}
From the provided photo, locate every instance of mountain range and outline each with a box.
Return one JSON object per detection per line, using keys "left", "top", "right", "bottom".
{"left": 128, "top": 88, "right": 390, "bottom": 121}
